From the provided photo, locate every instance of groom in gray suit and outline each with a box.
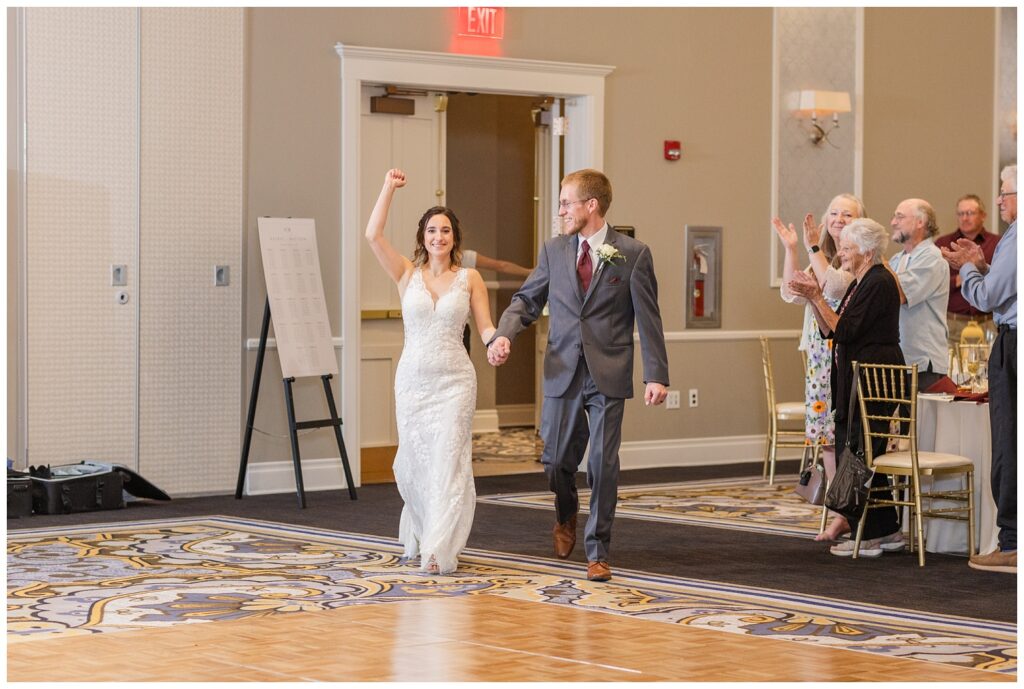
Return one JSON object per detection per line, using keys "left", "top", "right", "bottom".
{"left": 488, "top": 169, "right": 669, "bottom": 582}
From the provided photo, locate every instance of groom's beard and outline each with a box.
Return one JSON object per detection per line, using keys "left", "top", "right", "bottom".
{"left": 563, "top": 215, "right": 586, "bottom": 235}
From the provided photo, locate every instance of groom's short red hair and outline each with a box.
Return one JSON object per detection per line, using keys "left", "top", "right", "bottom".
{"left": 562, "top": 169, "right": 612, "bottom": 217}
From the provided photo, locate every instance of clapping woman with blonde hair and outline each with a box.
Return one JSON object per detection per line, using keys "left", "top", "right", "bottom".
{"left": 772, "top": 193, "right": 864, "bottom": 541}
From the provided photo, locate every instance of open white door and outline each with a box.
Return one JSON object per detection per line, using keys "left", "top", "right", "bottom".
{"left": 359, "top": 89, "right": 445, "bottom": 455}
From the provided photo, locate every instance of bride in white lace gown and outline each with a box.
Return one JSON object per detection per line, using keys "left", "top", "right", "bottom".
{"left": 364, "top": 169, "right": 498, "bottom": 574}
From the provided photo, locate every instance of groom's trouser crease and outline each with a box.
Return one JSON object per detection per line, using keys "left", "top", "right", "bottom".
{"left": 541, "top": 356, "right": 624, "bottom": 562}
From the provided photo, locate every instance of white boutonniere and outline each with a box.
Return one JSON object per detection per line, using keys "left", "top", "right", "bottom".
{"left": 595, "top": 243, "right": 626, "bottom": 268}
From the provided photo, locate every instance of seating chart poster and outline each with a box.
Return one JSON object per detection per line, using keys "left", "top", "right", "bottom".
{"left": 258, "top": 217, "right": 338, "bottom": 379}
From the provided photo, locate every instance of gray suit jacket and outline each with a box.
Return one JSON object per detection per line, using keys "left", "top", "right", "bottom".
{"left": 495, "top": 227, "right": 669, "bottom": 399}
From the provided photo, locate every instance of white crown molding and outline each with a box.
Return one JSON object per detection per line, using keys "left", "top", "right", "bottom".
{"left": 334, "top": 44, "right": 614, "bottom": 80}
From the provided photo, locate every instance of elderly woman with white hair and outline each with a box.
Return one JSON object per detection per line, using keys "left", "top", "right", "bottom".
{"left": 773, "top": 194, "right": 864, "bottom": 540}
{"left": 788, "top": 218, "right": 905, "bottom": 557}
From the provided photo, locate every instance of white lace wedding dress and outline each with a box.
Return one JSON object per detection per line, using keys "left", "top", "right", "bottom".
{"left": 393, "top": 268, "right": 477, "bottom": 574}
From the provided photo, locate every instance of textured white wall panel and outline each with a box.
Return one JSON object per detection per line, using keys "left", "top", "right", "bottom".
{"left": 138, "top": 8, "right": 244, "bottom": 495}
{"left": 997, "top": 8, "right": 1016, "bottom": 175}
{"left": 25, "top": 8, "right": 139, "bottom": 467}
{"left": 773, "top": 8, "right": 860, "bottom": 282}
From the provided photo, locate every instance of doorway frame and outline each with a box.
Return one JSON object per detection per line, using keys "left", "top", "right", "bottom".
{"left": 335, "top": 44, "right": 613, "bottom": 484}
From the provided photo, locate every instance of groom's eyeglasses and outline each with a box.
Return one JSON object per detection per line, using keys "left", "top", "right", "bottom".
{"left": 558, "top": 198, "right": 593, "bottom": 209}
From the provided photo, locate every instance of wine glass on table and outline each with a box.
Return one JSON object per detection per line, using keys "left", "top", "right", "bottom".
{"left": 959, "top": 344, "right": 985, "bottom": 393}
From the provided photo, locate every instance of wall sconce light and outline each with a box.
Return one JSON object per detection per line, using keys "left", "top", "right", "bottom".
{"left": 793, "top": 90, "right": 851, "bottom": 147}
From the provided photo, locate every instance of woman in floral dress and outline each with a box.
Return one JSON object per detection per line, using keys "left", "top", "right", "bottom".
{"left": 772, "top": 194, "right": 864, "bottom": 541}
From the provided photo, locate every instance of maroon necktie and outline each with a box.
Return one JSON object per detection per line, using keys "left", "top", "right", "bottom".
{"left": 577, "top": 239, "right": 593, "bottom": 293}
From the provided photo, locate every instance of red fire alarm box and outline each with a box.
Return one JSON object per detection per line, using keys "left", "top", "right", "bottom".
{"left": 664, "top": 140, "right": 681, "bottom": 161}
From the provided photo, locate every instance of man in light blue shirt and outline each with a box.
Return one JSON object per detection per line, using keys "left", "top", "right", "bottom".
{"left": 942, "top": 164, "right": 1017, "bottom": 574}
{"left": 889, "top": 198, "right": 950, "bottom": 388}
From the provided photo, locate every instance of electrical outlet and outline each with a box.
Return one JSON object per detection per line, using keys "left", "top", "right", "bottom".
{"left": 688, "top": 389, "right": 699, "bottom": 407}
{"left": 665, "top": 390, "right": 680, "bottom": 409}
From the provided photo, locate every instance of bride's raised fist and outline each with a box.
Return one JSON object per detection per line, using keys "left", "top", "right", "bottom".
{"left": 385, "top": 168, "right": 407, "bottom": 189}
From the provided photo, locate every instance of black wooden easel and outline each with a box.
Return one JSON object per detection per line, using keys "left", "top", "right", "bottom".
{"left": 235, "top": 296, "right": 357, "bottom": 508}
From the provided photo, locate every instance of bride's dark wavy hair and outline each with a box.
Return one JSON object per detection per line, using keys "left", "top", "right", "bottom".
{"left": 412, "top": 206, "right": 463, "bottom": 267}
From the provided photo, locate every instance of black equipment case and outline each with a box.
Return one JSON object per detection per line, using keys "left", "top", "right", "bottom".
{"left": 7, "top": 470, "right": 33, "bottom": 519}
{"left": 29, "top": 461, "right": 170, "bottom": 515}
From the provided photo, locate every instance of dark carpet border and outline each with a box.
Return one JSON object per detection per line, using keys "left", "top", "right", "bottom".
{"left": 7, "top": 460, "right": 1015, "bottom": 623}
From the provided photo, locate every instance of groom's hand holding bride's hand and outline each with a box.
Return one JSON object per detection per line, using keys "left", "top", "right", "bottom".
{"left": 487, "top": 336, "right": 511, "bottom": 367}
{"left": 645, "top": 382, "right": 668, "bottom": 406}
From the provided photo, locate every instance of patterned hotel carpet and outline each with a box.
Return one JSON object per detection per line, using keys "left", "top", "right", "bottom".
{"left": 6, "top": 516, "right": 1015, "bottom": 675}
{"left": 472, "top": 426, "right": 542, "bottom": 464}
{"left": 478, "top": 475, "right": 826, "bottom": 538}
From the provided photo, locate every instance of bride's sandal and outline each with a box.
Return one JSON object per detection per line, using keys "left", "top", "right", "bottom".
{"left": 426, "top": 556, "right": 440, "bottom": 574}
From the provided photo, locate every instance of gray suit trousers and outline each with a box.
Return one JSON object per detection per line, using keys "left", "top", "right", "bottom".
{"left": 541, "top": 356, "right": 624, "bottom": 562}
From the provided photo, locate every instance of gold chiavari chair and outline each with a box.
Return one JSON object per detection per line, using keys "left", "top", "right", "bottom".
{"left": 758, "top": 337, "right": 809, "bottom": 485}
{"left": 851, "top": 362, "right": 975, "bottom": 566}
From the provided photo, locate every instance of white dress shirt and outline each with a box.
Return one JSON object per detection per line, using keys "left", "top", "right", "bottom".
{"left": 888, "top": 237, "right": 950, "bottom": 373}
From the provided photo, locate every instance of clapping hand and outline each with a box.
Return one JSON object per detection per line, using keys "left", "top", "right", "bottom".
{"left": 771, "top": 217, "right": 799, "bottom": 252}
{"left": 487, "top": 336, "right": 511, "bottom": 367}
{"left": 787, "top": 269, "right": 822, "bottom": 301}
{"left": 941, "top": 239, "right": 986, "bottom": 273}
{"left": 802, "top": 213, "right": 823, "bottom": 251}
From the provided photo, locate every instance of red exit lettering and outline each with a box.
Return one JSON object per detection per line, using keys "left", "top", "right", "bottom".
{"left": 458, "top": 7, "right": 505, "bottom": 39}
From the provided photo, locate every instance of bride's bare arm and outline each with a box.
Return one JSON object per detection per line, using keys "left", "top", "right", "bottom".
{"left": 467, "top": 269, "right": 496, "bottom": 344}
{"left": 365, "top": 168, "right": 414, "bottom": 285}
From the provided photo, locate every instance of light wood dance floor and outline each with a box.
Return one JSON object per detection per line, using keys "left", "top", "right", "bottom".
{"left": 8, "top": 594, "right": 1012, "bottom": 682}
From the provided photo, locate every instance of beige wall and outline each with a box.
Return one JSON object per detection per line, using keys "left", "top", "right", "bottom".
{"left": 242, "top": 6, "right": 1001, "bottom": 461}
{"left": 864, "top": 8, "right": 997, "bottom": 242}
{"left": 10, "top": 8, "right": 1005, "bottom": 483}
{"left": 244, "top": 7, "right": 799, "bottom": 463}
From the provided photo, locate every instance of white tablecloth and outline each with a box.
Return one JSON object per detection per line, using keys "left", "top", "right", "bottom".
{"left": 915, "top": 394, "right": 998, "bottom": 555}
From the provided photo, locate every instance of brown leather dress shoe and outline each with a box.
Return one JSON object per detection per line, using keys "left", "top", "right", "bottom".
{"left": 552, "top": 514, "right": 577, "bottom": 559}
{"left": 969, "top": 549, "right": 1017, "bottom": 573}
{"left": 587, "top": 560, "right": 611, "bottom": 582}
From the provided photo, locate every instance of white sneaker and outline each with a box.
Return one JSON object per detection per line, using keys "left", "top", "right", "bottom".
{"left": 877, "top": 531, "right": 906, "bottom": 552}
{"left": 830, "top": 538, "right": 883, "bottom": 558}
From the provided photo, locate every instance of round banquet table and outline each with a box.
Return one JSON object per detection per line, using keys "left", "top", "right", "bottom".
{"left": 914, "top": 394, "right": 998, "bottom": 556}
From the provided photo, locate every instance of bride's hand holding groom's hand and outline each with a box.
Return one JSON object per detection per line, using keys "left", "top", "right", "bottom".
{"left": 487, "top": 337, "right": 511, "bottom": 367}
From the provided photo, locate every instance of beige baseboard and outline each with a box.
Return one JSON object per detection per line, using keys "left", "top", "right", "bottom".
{"left": 243, "top": 433, "right": 796, "bottom": 495}
{"left": 496, "top": 403, "right": 535, "bottom": 428}
{"left": 472, "top": 409, "right": 500, "bottom": 434}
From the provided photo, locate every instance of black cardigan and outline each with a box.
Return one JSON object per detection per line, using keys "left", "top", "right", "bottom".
{"left": 827, "top": 263, "right": 905, "bottom": 424}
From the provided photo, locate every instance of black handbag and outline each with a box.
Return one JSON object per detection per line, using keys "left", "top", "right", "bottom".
{"left": 824, "top": 365, "right": 874, "bottom": 523}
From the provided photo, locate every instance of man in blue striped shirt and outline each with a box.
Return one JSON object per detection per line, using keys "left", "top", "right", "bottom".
{"left": 942, "top": 164, "right": 1017, "bottom": 574}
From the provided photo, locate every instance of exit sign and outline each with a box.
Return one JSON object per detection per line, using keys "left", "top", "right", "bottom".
{"left": 457, "top": 7, "right": 505, "bottom": 39}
